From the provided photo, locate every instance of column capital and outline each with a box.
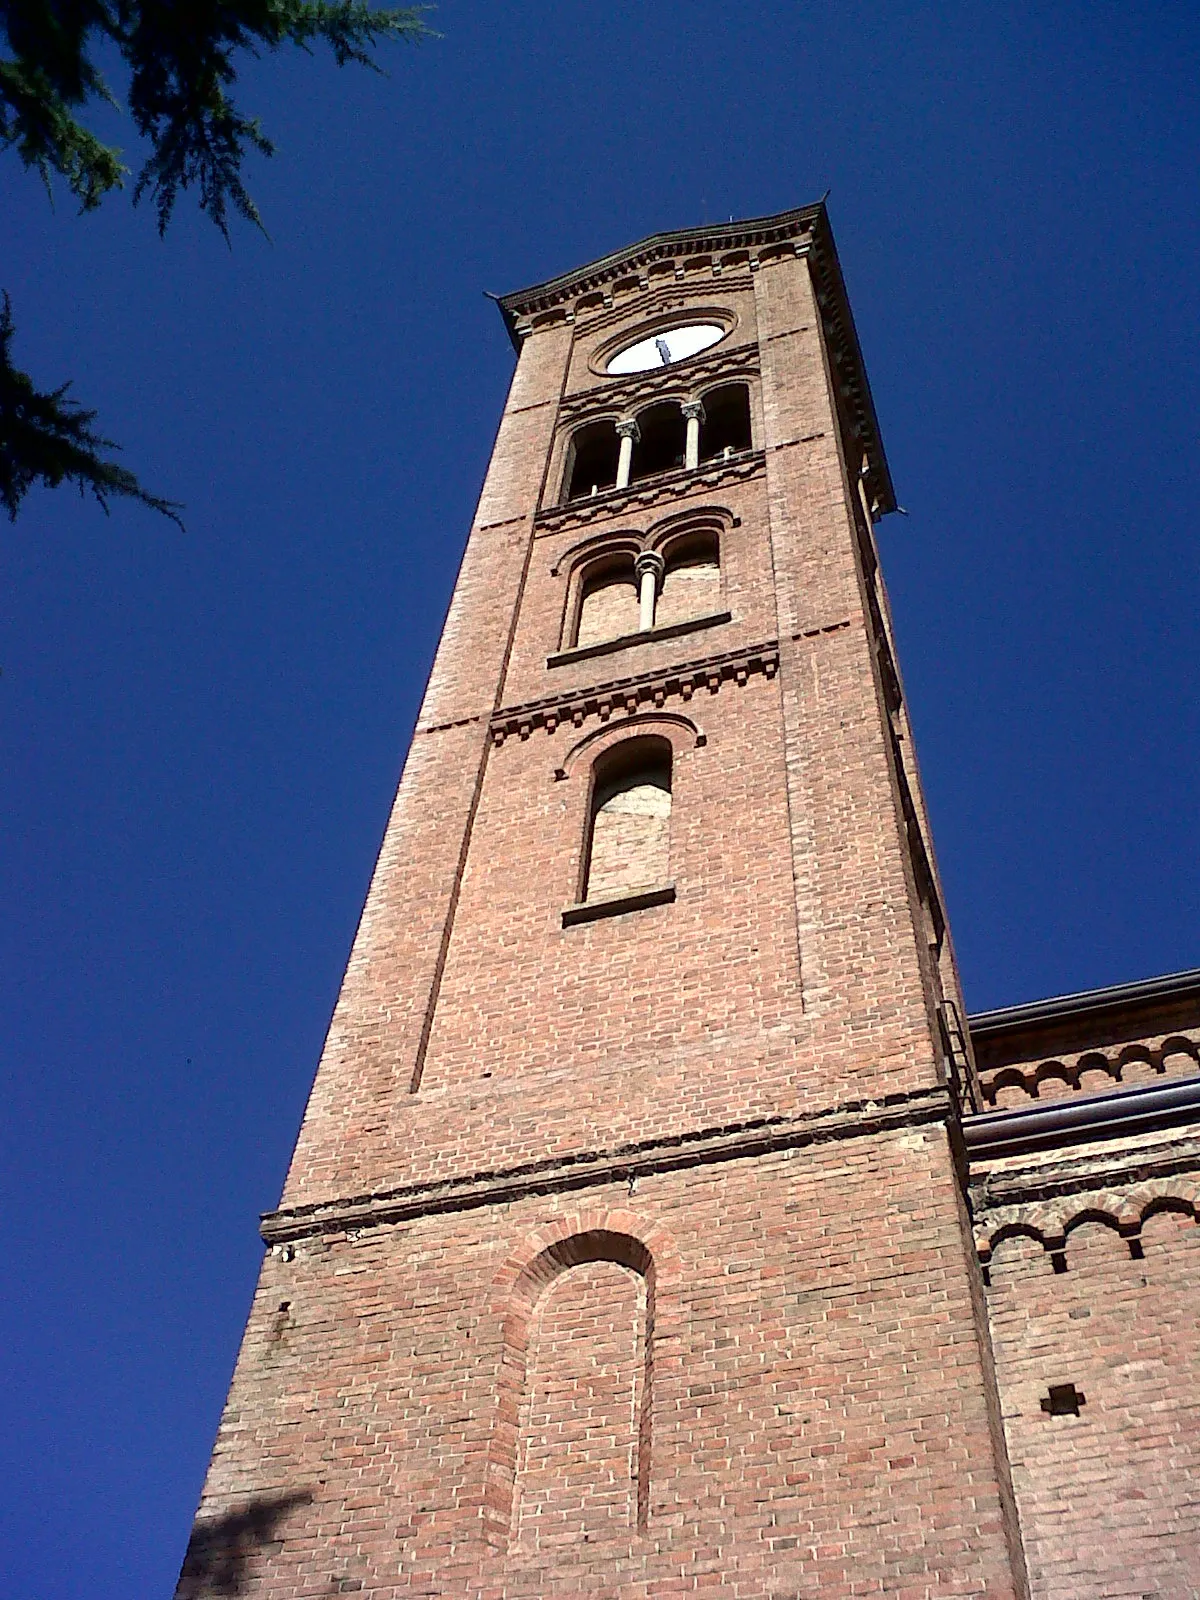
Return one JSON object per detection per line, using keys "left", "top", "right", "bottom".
{"left": 615, "top": 418, "right": 641, "bottom": 442}
{"left": 681, "top": 399, "right": 706, "bottom": 422}
{"left": 634, "top": 549, "right": 665, "bottom": 582}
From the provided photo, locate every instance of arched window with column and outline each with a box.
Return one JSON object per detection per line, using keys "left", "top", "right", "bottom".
{"left": 583, "top": 737, "right": 672, "bottom": 903}
{"left": 563, "top": 420, "right": 620, "bottom": 501}
{"left": 698, "top": 384, "right": 752, "bottom": 462}
{"left": 574, "top": 554, "right": 640, "bottom": 647}
{"left": 655, "top": 530, "right": 721, "bottom": 630}
{"left": 630, "top": 402, "right": 686, "bottom": 481}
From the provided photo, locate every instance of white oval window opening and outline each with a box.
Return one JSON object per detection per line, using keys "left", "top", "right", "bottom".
{"left": 607, "top": 323, "right": 725, "bottom": 375}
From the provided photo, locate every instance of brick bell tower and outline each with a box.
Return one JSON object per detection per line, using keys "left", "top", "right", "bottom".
{"left": 178, "top": 205, "right": 1029, "bottom": 1599}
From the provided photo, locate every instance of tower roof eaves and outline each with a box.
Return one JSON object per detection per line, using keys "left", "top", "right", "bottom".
{"left": 494, "top": 203, "right": 896, "bottom": 516}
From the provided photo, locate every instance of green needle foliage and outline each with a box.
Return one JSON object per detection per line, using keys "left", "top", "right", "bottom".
{"left": 0, "top": 293, "right": 184, "bottom": 523}
{"left": 1, "top": 0, "right": 432, "bottom": 521}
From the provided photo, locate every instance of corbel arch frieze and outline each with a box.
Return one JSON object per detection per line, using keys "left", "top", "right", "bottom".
{"left": 553, "top": 711, "right": 706, "bottom": 782}
{"left": 488, "top": 639, "right": 779, "bottom": 745}
{"left": 976, "top": 1178, "right": 1200, "bottom": 1267}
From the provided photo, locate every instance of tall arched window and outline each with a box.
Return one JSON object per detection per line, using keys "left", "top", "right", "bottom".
{"left": 655, "top": 532, "right": 720, "bottom": 629}
{"left": 564, "top": 420, "right": 619, "bottom": 501}
{"left": 584, "top": 738, "right": 672, "bottom": 902}
{"left": 698, "top": 384, "right": 752, "bottom": 461}
{"left": 630, "top": 403, "right": 686, "bottom": 481}
{"left": 574, "top": 556, "right": 640, "bottom": 647}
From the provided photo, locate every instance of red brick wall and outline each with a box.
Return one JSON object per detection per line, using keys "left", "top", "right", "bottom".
{"left": 512, "top": 1257, "right": 647, "bottom": 1550}
{"left": 180, "top": 1138, "right": 1024, "bottom": 1598}
{"left": 987, "top": 1203, "right": 1200, "bottom": 1598}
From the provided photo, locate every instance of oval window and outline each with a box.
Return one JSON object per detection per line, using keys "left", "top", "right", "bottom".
{"left": 607, "top": 323, "right": 726, "bottom": 375}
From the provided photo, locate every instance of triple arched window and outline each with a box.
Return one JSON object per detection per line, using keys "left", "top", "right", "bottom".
{"left": 562, "top": 384, "right": 752, "bottom": 503}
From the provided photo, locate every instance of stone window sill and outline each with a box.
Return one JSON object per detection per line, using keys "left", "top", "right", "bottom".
{"left": 548, "top": 611, "right": 731, "bottom": 670}
{"left": 561, "top": 883, "right": 676, "bottom": 927}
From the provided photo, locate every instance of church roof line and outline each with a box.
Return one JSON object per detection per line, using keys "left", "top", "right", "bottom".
{"left": 969, "top": 966, "right": 1200, "bottom": 1038}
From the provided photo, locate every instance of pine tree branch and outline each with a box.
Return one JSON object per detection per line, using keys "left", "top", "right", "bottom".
{"left": 0, "top": 0, "right": 431, "bottom": 523}
{"left": 121, "top": 0, "right": 434, "bottom": 236}
{"left": 0, "top": 32, "right": 127, "bottom": 206}
{"left": 0, "top": 294, "right": 183, "bottom": 525}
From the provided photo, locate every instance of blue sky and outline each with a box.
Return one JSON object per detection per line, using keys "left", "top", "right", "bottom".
{"left": 3, "top": 3, "right": 1198, "bottom": 1594}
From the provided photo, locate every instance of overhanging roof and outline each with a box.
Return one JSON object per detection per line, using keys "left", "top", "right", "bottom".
{"left": 969, "top": 967, "right": 1200, "bottom": 1040}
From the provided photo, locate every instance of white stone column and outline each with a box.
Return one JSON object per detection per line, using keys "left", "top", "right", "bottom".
{"left": 614, "top": 419, "right": 643, "bottom": 486}
{"left": 635, "top": 550, "right": 665, "bottom": 633}
{"left": 682, "top": 400, "right": 705, "bottom": 471}
{"left": 615, "top": 419, "right": 640, "bottom": 490}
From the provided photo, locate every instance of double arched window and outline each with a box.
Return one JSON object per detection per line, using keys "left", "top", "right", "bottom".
{"left": 561, "top": 384, "right": 752, "bottom": 503}
{"left": 566, "top": 525, "right": 723, "bottom": 652}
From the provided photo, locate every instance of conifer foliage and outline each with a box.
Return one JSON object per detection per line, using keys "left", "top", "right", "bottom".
{"left": 0, "top": 293, "right": 184, "bottom": 523}
{"left": 0, "top": 0, "right": 431, "bottom": 521}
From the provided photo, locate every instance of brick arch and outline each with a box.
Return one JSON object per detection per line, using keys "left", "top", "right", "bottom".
{"left": 1062, "top": 1207, "right": 1126, "bottom": 1244}
{"left": 645, "top": 504, "right": 734, "bottom": 555}
{"left": 1032, "top": 1059, "right": 1072, "bottom": 1099}
{"left": 550, "top": 528, "right": 646, "bottom": 579}
{"left": 483, "top": 1214, "right": 678, "bottom": 1549}
{"left": 983, "top": 1066, "right": 1035, "bottom": 1108}
{"left": 1075, "top": 1050, "right": 1119, "bottom": 1091}
{"left": 1157, "top": 1034, "right": 1200, "bottom": 1072}
{"left": 1138, "top": 1193, "right": 1200, "bottom": 1230}
{"left": 979, "top": 1221, "right": 1049, "bottom": 1269}
{"left": 554, "top": 714, "right": 705, "bottom": 783}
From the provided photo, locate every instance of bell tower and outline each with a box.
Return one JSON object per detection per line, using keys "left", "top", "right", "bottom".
{"left": 178, "top": 205, "right": 1029, "bottom": 1598}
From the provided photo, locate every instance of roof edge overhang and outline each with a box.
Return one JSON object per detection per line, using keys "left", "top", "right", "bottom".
{"left": 969, "top": 967, "right": 1200, "bottom": 1041}
{"left": 494, "top": 203, "right": 896, "bottom": 516}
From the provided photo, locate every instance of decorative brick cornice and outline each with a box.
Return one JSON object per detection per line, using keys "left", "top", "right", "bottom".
{"left": 497, "top": 208, "right": 823, "bottom": 330}
{"left": 971, "top": 1133, "right": 1200, "bottom": 1225}
{"left": 556, "top": 342, "right": 760, "bottom": 424}
{"left": 489, "top": 639, "right": 780, "bottom": 745}
{"left": 260, "top": 1086, "right": 953, "bottom": 1244}
{"left": 536, "top": 451, "right": 765, "bottom": 533}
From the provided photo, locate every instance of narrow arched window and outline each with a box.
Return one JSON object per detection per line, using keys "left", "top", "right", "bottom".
{"left": 630, "top": 402, "right": 686, "bottom": 481}
{"left": 584, "top": 738, "right": 672, "bottom": 902}
{"left": 564, "top": 421, "right": 620, "bottom": 501}
{"left": 574, "top": 556, "right": 640, "bottom": 647}
{"left": 698, "top": 384, "right": 752, "bottom": 461}
{"left": 655, "top": 532, "right": 720, "bottom": 629}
